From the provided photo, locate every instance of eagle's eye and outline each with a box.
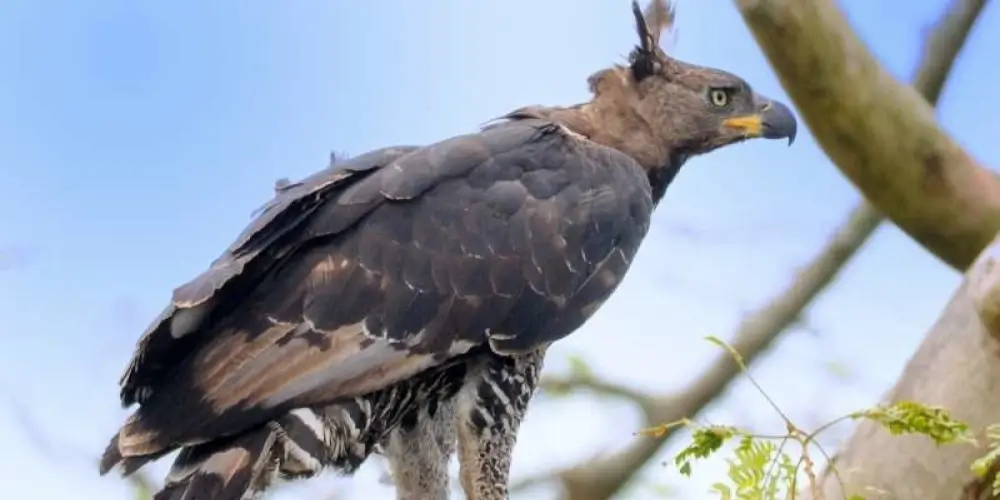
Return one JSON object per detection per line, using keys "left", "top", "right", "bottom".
{"left": 708, "top": 88, "right": 731, "bottom": 108}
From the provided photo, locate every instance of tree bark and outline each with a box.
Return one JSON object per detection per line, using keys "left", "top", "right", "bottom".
{"left": 734, "top": 0, "right": 998, "bottom": 272}
{"left": 809, "top": 233, "right": 1000, "bottom": 500}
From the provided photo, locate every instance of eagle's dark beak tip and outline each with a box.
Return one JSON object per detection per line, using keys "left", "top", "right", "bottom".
{"left": 761, "top": 100, "right": 798, "bottom": 147}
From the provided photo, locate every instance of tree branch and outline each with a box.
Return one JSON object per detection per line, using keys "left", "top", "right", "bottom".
{"left": 515, "top": 0, "right": 984, "bottom": 496}
{"left": 734, "top": 0, "right": 997, "bottom": 272}
{"left": 541, "top": 373, "right": 660, "bottom": 418}
{"left": 968, "top": 241, "right": 1000, "bottom": 341}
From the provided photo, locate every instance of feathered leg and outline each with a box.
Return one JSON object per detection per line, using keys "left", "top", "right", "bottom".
{"left": 455, "top": 348, "right": 545, "bottom": 500}
{"left": 382, "top": 397, "right": 457, "bottom": 500}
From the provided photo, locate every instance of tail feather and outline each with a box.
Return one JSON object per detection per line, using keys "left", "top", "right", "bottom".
{"left": 121, "top": 454, "right": 160, "bottom": 477}
{"left": 155, "top": 428, "right": 279, "bottom": 500}
{"left": 99, "top": 432, "right": 124, "bottom": 476}
{"left": 99, "top": 431, "right": 171, "bottom": 477}
{"left": 152, "top": 407, "right": 342, "bottom": 500}
{"left": 98, "top": 408, "right": 347, "bottom": 500}
{"left": 98, "top": 362, "right": 469, "bottom": 499}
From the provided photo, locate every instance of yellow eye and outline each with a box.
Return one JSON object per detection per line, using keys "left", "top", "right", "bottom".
{"left": 710, "top": 89, "right": 730, "bottom": 107}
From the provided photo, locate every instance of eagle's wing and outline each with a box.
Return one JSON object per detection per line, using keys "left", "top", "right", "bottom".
{"left": 109, "top": 119, "right": 654, "bottom": 461}
{"left": 118, "top": 145, "right": 420, "bottom": 407}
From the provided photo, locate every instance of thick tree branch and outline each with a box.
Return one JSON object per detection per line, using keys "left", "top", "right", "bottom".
{"left": 515, "top": 0, "right": 984, "bottom": 496}
{"left": 969, "top": 241, "right": 1000, "bottom": 340}
{"left": 735, "top": 0, "right": 997, "bottom": 272}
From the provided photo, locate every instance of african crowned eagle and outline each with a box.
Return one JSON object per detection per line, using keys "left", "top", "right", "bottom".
{"left": 99, "top": 3, "right": 797, "bottom": 499}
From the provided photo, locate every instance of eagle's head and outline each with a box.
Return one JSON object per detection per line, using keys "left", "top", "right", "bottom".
{"left": 580, "top": 0, "right": 797, "bottom": 172}
{"left": 631, "top": 0, "right": 796, "bottom": 150}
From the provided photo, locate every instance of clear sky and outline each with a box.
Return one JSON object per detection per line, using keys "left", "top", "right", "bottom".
{"left": 1, "top": 0, "right": 998, "bottom": 498}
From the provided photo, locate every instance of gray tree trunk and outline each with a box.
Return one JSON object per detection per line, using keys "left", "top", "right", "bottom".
{"left": 811, "top": 235, "right": 1000, "bottom": 499}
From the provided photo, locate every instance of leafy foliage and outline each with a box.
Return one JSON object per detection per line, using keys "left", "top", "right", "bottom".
{"left": 669, "top": 423, "right": 738, "bottom": 476}
{"left": 649, "top": 336, "right": 975, "bottom": 500}
{"left": 853, "top": 401, "right": 974, "bottom": 445}
{"left": 709, "top": 437, "right": 798, "bottom": 500}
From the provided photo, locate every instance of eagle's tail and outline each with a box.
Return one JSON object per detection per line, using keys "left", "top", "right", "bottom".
{"left": 100, "top": 408, "right": 349, "bottom": 500}
{"left": 153, "top": 428, "right": 280, "bottom": 500}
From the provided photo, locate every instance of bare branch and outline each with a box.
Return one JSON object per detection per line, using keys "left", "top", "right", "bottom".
{"left": 734, "top": 0, "right": 995, "bottom": 271}
{"left": 910, "top": 0, "right": 989, "bottom": 103}
{"left": 515, "top": 0, "right": 985, "bottom": 495}
{"left": 541, "top": 374, "right": 660, "bottom": 418}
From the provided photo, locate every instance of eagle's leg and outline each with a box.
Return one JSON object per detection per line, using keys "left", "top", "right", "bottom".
{"left": 382, "top": 397, "right": 457, "bottom": 500}
{"left": 456, "top": 348, "right": 546, "bottom": 500}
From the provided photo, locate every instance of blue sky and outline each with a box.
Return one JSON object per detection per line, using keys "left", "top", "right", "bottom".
{"left": 1, "top": 0, "right": 998, "bottom": 498}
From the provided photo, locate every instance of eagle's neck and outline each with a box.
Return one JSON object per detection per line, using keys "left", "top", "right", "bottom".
{"left": 503, "top": 99, "right": 678, "bottom": 204}
{"left": 505, "top": 103, "right": 668, "bottom": 168}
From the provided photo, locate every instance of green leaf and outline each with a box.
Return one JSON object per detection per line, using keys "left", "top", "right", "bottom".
{"left": 711, "top": 483, "right": 733, "bottom": 500}
{"left": 858, "top": 401, "right": 975, "bottom": 445}
{"left": 709, "top": 435, "right": 799, "bottom": 500}
{"left": 673, "top": 425, "right": 738, "bottom": 477}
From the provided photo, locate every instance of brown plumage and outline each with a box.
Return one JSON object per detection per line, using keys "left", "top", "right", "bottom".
{"left": 99, "top": 2, "right": 796, "bottom": 499}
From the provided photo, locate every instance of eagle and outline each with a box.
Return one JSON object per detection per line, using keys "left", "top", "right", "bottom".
{"left": 98, "top": 2, "right": 797, "bottom": 499}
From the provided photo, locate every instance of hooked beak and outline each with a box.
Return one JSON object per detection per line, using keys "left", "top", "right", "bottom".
{"left": 722, "top": 96, "right": 798, "bottom": 146}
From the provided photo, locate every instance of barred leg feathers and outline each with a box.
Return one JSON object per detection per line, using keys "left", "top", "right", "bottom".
{"left": 456, "top": 349, "right": 545, "bottom": 500}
